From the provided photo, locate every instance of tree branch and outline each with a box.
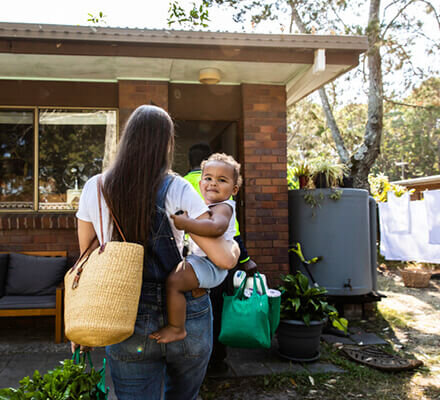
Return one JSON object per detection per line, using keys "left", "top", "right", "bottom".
{"left": 329, "top": 2, "right": 351, "bottom": 33}
{"left": 417, "top": 0, "right": 440, "bottom": 30}
{"left": 382, "top": 0, "right": 417, "bottom": 38}
{"left": 384, "top": 97, "right": 437, "bottom": 108}
{"left": 318, "top": 88, "right": 350, "bottom": 163}
{"left": 289, "top": 0, "right": 350, "bottom": 164}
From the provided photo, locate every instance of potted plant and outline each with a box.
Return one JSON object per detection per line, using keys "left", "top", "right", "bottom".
{"left": 291, "top": 160, "right": 311, "bottom": 189}
{"left": 277, "top": 271, "right": 348, "bottom": 361}
{"left": 310, "top": 158, "right": 348, "bottom": 189}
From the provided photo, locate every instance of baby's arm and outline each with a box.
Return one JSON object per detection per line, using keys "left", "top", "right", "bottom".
{"left": 171, "top": 203, "right": 232, "bottom": 237}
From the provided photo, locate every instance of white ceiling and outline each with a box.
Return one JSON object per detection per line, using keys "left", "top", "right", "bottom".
{"left": 1, "top": 53, "right": 297, "bottom": 83}
{"left": 0, "top": 53, "right": 353, "bottom": 103}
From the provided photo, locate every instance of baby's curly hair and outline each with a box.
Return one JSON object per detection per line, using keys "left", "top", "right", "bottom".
{"left": 201, "top": 153, "right": 242, "bottom": 188}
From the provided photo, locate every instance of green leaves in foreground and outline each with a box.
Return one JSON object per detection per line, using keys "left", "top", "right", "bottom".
{"left": 279, "top": 272, "right": 348, "bottom": 333}
{"left": 0, "top": 359, "right": 102, "bottom": 400}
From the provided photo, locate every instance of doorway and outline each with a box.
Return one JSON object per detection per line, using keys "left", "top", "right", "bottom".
{"left": 173, "top": 120, "right": 238, "bottom": 176}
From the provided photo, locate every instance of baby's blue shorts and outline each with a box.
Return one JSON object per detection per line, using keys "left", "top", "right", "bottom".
{"left": 186, "top": 254, "right": 228, "bottom": 289}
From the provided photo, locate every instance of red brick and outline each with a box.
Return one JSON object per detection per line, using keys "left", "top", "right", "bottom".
{"left": 245, "top": 156, "right": 261, "bottom": 163}
{"left": 261, "top": 186, "right": 279, "bottom": 193}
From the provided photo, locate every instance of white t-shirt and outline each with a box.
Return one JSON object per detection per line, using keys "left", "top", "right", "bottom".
{"left": 76, "top": 174, "right": 209, "bottom": 255}
{"left": 191, "top": 199, "right": 237, "bottom": 257}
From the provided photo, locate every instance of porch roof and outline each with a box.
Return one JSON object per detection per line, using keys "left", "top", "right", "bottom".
{"left": 0, "top": 22, "right": 368, "bottom": 105}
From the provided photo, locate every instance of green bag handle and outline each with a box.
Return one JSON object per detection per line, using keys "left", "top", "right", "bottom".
{"left": 234, "top": 271, "right": 267, "bottom": 299}
{"left": 72, "top": 348, "right": 108, "bottom": 399}
{"left": 72, "top": 347, "right": 93, "bottom": 367}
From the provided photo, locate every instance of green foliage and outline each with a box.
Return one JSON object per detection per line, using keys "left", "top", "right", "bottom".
{"left": 309, "top": 157, "right": 348, "bottom": 188}
{"left": 291, "top": 160, "right": 311, "bottom": 177}
{"left": 168, "top": 0, "right": 211, "bottom": 28}
{"left": 329, "top": 189, "right": 343, "bottom": 201}
{"left": 287, "top": 165, "right": 299, "bottom": 190}
{"left": 368, "top": 173, "right": 414, "bottom": 202}
{"left": 303, "top": 190, "right": 324, "bottom": 209}
{"left": 287, "top": 98, "right": 336, "bottom": 162}
{"left": 279, "top": 271, "right": 348, "bottom": 333}
{"left": 372, "top": 78, "right": 440, "bottom": 181}
{"left": 87, "top": 12, "right": 106, "bottom": 25}
{"left": 0, "top": 359, "right": 103, "bottom": 400}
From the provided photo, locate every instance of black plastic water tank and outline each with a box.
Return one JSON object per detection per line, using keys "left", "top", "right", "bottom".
{"left": 288, "top": 188, "right": 376, "bottom": 296}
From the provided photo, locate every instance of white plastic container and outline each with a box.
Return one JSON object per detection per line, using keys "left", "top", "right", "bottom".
{"left": 244, "top": 288, "right": 281, "bottom": 298}
{"left": 233, "top": 270, "right": 268, "bottom": 294}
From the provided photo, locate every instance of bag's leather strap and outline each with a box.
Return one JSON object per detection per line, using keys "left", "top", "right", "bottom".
{"left": 97, "top": 175, "right": 126, "bottom": 243}
{"left": 70, "top": 174, "right": 125, "bottom": 276}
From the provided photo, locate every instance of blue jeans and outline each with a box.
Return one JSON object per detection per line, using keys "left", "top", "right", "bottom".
{"left": 106, "top": 283, "right": 212, "bottom": 400}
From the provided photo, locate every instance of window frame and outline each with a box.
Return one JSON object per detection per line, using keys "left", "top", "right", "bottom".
{"left": 0, "top": 105, "right": 119, "bottom": 213}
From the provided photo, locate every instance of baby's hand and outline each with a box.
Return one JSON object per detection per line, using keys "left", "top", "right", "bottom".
{"left": 171, "top": 211, "right": 189, "bottom": 231}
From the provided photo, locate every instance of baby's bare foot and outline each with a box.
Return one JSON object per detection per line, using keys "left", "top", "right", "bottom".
{"left": 149, "top": 325, "right": 187, "bottom": 344}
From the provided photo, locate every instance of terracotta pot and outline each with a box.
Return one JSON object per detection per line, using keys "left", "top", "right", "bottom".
{"left": 299, "top": 176, "right": 309, "bottom": 189}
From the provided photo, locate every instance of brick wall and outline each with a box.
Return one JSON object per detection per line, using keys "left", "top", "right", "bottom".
{"left": 118, "top": 80, "right": 169, "bottom": 131}
{"left": 0, "top": 214, "right": 78, "bottom": 265}
{"left": 241, "top": 84, "right": 289, "bottom": 285}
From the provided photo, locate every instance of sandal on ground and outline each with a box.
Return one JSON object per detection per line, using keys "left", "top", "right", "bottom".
{"left": 342, "top": 345, "right": 423, "bottom": 372}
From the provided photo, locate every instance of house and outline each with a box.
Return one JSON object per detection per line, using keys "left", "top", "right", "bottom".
{"left": 392, "top": 175, "right": 440, "bottom": 200}
{"left": 0, "top": 22, "right": 367, "bottom": 281}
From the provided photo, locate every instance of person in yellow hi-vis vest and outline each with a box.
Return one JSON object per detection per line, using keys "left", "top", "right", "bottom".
{"left": 184, "top": 143, "right": 257, "bottom": 374}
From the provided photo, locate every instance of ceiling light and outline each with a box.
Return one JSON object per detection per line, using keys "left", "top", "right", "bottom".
{"left": 199, "top": 68, "right": 221, "bottom": 85}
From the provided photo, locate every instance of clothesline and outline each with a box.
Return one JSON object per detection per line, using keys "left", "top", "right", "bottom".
{"left": 378, "top": 189, "right": 440, "bottom": 264}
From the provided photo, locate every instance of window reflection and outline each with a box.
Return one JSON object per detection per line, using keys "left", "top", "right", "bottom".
{"left": 38, "top": 109, "right": 117, "bottom": 210}
{"left": 0, "top": 111, "right": 34, "bottom": 209}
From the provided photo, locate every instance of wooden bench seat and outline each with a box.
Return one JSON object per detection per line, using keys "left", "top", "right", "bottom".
{"left": 0, "top": 251, "right": 67, "bottom": 343}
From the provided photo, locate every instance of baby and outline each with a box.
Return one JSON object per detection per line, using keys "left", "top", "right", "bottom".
{"left": 149, "top": 153, "right": 241, "bottom": 344}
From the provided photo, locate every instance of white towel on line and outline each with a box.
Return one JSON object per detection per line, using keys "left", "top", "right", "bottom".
{"left": 379, "top": 200, "right": 440, "bottom": 263}
{"left": 424, "top": 190, "right": 440, "bottom": 244}
{"left": 386, "top": 192, "right": 410, "bottom": 233}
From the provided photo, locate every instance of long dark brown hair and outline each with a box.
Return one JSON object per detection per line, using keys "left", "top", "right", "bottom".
{"left": 102, "top": 105, "right": 174, "bottom": 245}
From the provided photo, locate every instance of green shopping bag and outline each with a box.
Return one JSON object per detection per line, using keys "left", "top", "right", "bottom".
{"left": 219, "top": 272, "right": 271, "bottom": 348}
{"left": 268, "top": 289, "right": 281, "bottom": 336}
{"left": 72, "top": 348, "right": 109, "bottom": 400}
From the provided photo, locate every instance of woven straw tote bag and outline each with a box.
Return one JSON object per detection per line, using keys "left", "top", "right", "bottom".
{"left": 64, "top": 176, "right": 144, "bottom": 347}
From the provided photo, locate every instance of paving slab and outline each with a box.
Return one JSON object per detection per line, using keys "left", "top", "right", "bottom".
{"left": 349, "top": 332, "right": 388, "bottom": 346}
{"left": 230, "top": 361, "right": 273, "bottom": 377}
{"left": 303, "top": 362, "right": 346, "bottom": 374}
{"left": 321, "top": 334, "right": 356, "bottom": 345}
{"left": 266, "top": 361, "right": 308, "bottom": 374}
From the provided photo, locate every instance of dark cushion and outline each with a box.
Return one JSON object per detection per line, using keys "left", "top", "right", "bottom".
{"left": 0, "top": 295, "right": 56, "bottom": 309}
{"left": 0, "top": 254, "right": 8, "bottom": 297}
{"left": 5, "top": 253, "right": 67, "bottom": 296}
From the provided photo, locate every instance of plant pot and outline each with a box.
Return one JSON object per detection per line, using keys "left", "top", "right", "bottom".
{"left": 277, "top": 319, "right": 325, "bottom": 361}
{"left": 313, "top": 172, "right": 329, "bottom": 188}
{"left": 298, "top": 176, "right": 309, "bottom": 189}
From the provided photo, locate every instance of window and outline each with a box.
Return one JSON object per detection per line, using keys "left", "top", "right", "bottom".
{"left": 0, "top": 108, "right": 117, "bottom": 211}
{"left": 0, "top": 110, "right": 34, "bottom": 210}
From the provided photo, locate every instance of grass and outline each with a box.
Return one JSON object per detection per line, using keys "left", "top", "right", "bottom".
{"left": 201, "top": 342, "right": 440, "bottom": 400}
{"left": 201, "top": 308, "right": 439, "bottom": 400}
{"left": 377, "top": 304, "right": 415, "bottom": 330}
{"left": 200, "top": 273, "right": 439, "bottom": 399}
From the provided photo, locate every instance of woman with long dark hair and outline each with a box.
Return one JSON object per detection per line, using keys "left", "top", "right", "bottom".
{"left": 74, "top": 105, "right": 239, "bottom": 399}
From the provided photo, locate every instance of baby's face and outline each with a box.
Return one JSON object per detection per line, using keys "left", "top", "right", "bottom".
{"left": 199, "top": 161, "right": 238, "bottom": 204}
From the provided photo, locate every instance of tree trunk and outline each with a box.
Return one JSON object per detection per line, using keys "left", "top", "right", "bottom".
{"left": 290, "top": 0, "right": 384, "bottom": 190}
{"left": 350, "top": 0, "right": 383, "bottom": 190}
